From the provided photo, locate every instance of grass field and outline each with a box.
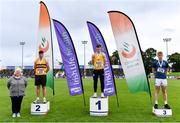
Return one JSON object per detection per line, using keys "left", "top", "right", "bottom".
{"left": 168, "top": 72, "right": 180, "bottom": 76}
{"left": 0, "top": 78, "right": 180, "bottom": 122}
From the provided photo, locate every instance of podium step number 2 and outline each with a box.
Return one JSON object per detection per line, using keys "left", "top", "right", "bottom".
{"left": 90, "top": 97, "right": 108, "bottom": 116}
{"left": 31, "top": 101, "right": 50, "bottom": 115}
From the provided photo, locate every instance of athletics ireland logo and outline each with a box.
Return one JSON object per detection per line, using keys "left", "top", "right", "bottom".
{"left": 121, "top": 42, "right": 136, "bottom": 59}
{"left": 39, "top": 37, "right": 49, "bottom": 53}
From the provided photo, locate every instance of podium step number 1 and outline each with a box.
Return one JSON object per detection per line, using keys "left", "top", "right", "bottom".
{"left": 90, "top": 97, "right": 108, "bottom": 116}
{"left": 31, "top": 101, "right": 50, "bottom": 115}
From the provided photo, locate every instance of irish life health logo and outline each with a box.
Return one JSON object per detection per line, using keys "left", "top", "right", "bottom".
{"left": 39, "top": 37, "right": 49, "bottom": 53}
{"left": 121, "top": 42, "right": 136, "bottom": 59}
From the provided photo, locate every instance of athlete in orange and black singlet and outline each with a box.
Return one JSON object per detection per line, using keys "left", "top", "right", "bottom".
{"left": 34, "top": 50, "right": 49, "bottom": 103}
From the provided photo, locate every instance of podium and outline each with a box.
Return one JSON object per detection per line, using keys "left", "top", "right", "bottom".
{"left": 90, "top": 97, "right": 108, "bottom": 116}
{"left": 152, "top": 107, "right": 172, "bottom": 117}
{"left": 31, "top": 101, "right": 50, "bottom": 115}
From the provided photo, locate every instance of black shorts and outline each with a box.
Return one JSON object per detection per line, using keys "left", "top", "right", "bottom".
{"left": 35, "top": 75, "right": 47, "bottom": 86}
{"left": 93, "top": 69, "right": 104, "bottom": 77}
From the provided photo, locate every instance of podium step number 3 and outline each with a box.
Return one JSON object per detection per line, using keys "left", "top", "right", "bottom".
{"left": 152, "top": 107, "right": 172, "bottom": 117}
{"left": 90, "top": 97, "right": 108, "bottom": 116}
{"left": 31, "top": 101, "right": 50, "bottom": 115}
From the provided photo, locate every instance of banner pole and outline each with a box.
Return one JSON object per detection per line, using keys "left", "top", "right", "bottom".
{"left": 82, "top": 92, "right": 86, "bottom": 107}
{"left": 115, "top": 90, "right": 120, "bottom": 107}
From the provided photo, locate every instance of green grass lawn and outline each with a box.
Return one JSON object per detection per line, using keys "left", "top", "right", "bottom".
{"left": 168, "top": 72, "right": 180, "bottom": 76}
{"left": 0, "top": 78, "right": 180, "bottom": 122}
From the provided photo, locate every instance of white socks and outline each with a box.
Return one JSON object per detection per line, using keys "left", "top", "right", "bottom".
{"left": 101, "top": 93, "right": 105, "bottom": 98}
{"left": 155, "top": 100, "right": 158, "bottom": 104}
{"left": 92, "top": 93, "right": 105, "bottom": 98}
{"left": 43, "top": 97, "right": 47, "bottom": 103}
{"left": 155, "top": 100, "right": 168, "bottom": 105}
{"left": 93, "top": 93, "right": 97, "bottom": 97}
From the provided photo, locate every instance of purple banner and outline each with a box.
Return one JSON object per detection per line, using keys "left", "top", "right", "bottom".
{"left": 87, "top": 21, "right": 116, "bottom": 96}
{"left": 53, "top": 19, "right": 83, "bottom": 96}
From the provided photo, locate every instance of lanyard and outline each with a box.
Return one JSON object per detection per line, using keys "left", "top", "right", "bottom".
{"left": 38, "top": 58, "right": 44, "bottom": 64}
{"left": 158, "top": 60, "right": 163, "bottom": 68}
{"left": 96, "top": 52, "right": 101, "bottom": 59}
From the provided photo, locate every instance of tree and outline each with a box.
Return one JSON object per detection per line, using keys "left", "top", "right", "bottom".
{"left": 142, "top": 48, "right": 157, "bottom": 76}
{"left": 88, "top": 60, "right": 93, "bottom": 65}
{"left": 111, "top": 50, "right": 120, "bottom": 65}
{"left": 168, "top": 52, "right": 180, "bottom": 72}
{"left": 57, "top": 61, "right": 63, "bottom": 65}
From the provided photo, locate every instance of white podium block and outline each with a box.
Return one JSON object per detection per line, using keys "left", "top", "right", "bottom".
{"left": 90, "top": 97, "right": 108, "bottom": 116}
{"left": 152, "top": 107, "right": 172, "bottom": 117}
{"left": 31, "top": 101, "right": 50, "bottom": 115}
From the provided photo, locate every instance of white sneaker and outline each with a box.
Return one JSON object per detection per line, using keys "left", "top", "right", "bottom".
{"left": 101, "top": 93, "right": 105, "bottom": 98}
{"left": 12, "top": 113, "right": 16, "bottom": 118}
{"left": 43, "top": 97, "right": 47, "bottom": 103}
{"left": 16, "top": 113, "right": 21, "bottom": 117}
{"left": 92, "top": 93, "right": 97, "bottom": 98}
{"left": 33, "top": 98, "right": 40, "bottom": 104}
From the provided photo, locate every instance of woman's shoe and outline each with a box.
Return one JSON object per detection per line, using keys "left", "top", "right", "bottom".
{"left": 16, "top": 113, "right": 21, "bottom": 117}
{"left": 12, "top": 113, "right": 16, "bottom": 118}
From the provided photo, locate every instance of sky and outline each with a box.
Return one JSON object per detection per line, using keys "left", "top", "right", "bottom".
{"left": 0, "top": 0, "right": 180, "bottom": 68}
